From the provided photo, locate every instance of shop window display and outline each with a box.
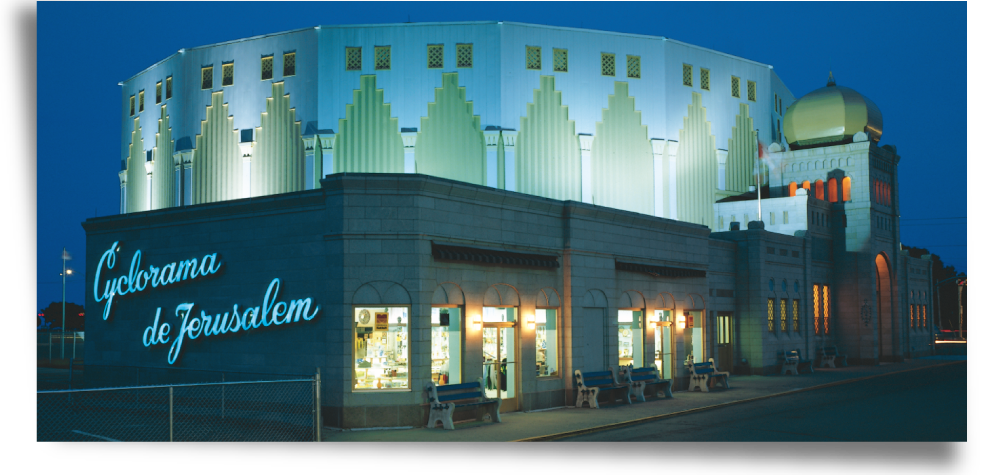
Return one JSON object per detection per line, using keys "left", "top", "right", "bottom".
{"left": 684, "top": 310, "right": 704, "bottom": 363}
{"left": 354, "top": 307, "right": 409, "bottom": 390}
{"left": 617, "top": 310, "right": 643, "bottom": 368}
{"left": 535, "top": 309, "right": 559, "bottom": 377}
{"left": 431, "top": 307, "right": 461, "bottom": 385}
{"left": 482, "top": 307, "right": 515, "bottom": 400}
{"left": 653, "top": 310, "right": 674, "bottom": 379}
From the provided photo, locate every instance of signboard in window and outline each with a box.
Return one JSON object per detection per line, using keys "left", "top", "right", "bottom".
{"left": 687, "top": 315, "right": 694, "bottom": 328}
{"left": 376, "top": 312, "right": 388, "bottom": 330}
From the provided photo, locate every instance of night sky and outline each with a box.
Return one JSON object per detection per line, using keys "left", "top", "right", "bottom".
{"left": 35, "top": 1, "right": 967, "bottom": 312}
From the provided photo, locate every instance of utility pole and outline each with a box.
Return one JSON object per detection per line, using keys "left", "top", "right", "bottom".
{"left": 957, "top": 278, "right": 966, "bottom": 340}
{"left": 61, "top": 247, "right": 72, "bottom": 359}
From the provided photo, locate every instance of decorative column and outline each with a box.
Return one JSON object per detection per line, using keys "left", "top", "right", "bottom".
{"left": 578, "top": 134, "right": 594, "bottom": 203}
{"left": 666, "top": 140, "right": 678, "bottom": 219}
{"left": 144, "top": 160, "right": 153, "bottom": 211}
{"left": 118, "top": 170, "right": 128, "bottom": 214}
{"left": 484, "top": 127, "right": 501, "bottom": 188}
{"left": 239, "top": 130, "right": 253, "bottom": 198}
{"left": 302, "top": 134, "right": 316, "bottom": 190}
{"left": 651, "top": 139, "right": 666, "bottom": 218}
{"left": 768, "top": 142, "right": 783, "bottom": 195}
{"left": 318, "top": 131, "right": 336, "bottom": 177}
{"left": 401, "top": 128, "right": 418, "bottom": 174}
{"left": 501, "top": 129, "right": 518, "bottom": 191}
{"left": 174, "top": 149, "right": 194, "bottom": 206}
{"left": 716, "top": 149, "right": 728, "bottom": 191}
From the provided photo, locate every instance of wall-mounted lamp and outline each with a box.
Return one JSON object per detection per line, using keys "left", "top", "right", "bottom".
{"left": 525, "top": 315, "right": 536, "bottom": 331}
{"left": 471, "top": 315, "right": 482, "bottom": 332}
{"left": 648, "top": 313, "right": 658, "bottom": 329}
{"left": 677, "top": 315, "right": 686, "bottom": 330}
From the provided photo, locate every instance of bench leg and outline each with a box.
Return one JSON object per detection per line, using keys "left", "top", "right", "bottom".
{"left": 630, "top": 383, "right": 646, "bottom": 402}
{"left": 621, "top": 387, "right": 632, "bottom": 404}
{"left": 782, "top": 363, "right": 797, "bottom": 376}
{"left": 427, "top": 402, "right": 456, "bottom": 430}
{"left": 659, "top": 381, "right": 673, "bottom": 399}
{"left": 489, "top": 399, "right": 501, "bottom": 423}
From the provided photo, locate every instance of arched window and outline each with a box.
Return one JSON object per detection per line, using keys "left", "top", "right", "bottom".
{"left": 815, "top": 180, "right": 824, "bottom": 200}
{"left": 789, "top": 182, "right": 797, "bottom": 197}
{"left": 802, "top": 181, "right": 810, "bottom": 194}
{"left": 827, "top": 178, "right": 838, "bottom": 202}
{"left": 842, "top": 177, "right": 851, "bottom": 201}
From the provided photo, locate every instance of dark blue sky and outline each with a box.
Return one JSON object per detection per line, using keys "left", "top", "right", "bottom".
{"left": 36, "top": 1, "right": 967, "bottom": 311}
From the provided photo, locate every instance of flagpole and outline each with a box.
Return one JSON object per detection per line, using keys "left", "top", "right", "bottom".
{"left": 62, "top": 247, "right": 66, "bottom": 360}
{"left": 756, "top": 134, "right": 762, "bottom": 221}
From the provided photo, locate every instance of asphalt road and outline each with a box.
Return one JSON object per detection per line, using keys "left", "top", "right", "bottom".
{"left": 561, "top": 361, "right": 966, "bottom": 442}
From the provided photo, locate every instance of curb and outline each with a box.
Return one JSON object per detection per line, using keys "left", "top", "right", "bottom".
{"left": 514, "top": 360, "right": 965, "bottom": 442}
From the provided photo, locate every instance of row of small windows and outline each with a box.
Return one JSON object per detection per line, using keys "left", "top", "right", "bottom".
{"left": 812, "top": 284, "right": 830, "bottom": 336}
{"left": 876, "top": 214, "right": 892, "bottom": 231}
{"left": 344, "top": 44, "right": 474, "bottom": 71}
{"left": 129, "top": 77, "right": 172, "bottom": 116}
{"left": 200, "top": 52, "right": 296, "bottom": 91}
{"left": 909, "top": 304, "right": 927, "bottom": 331}
{"left": 787, "top": 177, "right": 852, "bottom": 203}
{"left": 683, "top": 64, "right": 756, "bottom": 102}
{"left": 873, "top": 178, "right": 892, "bottom": 206}
{"left": 774, "top": 93, "right": 786, "bottom": 116}
{"left": 767, "top": 298, "right": 800, "bottom": 335}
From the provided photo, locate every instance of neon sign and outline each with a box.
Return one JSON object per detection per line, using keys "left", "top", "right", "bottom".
{"left": 95, "top": 242, "right": 320, "bottom": 364}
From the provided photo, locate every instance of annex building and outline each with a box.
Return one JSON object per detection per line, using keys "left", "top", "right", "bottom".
{"left": 84, "top": 22, "right": 934, "bottom": 428}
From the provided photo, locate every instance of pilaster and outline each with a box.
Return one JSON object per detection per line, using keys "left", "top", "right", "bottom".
{"left": 174, "top": 149, "right": 194, "bottom": 206}
{"left": 502, "top": 129, "right": 518, "bottom": 191}
{"left": 318, "top": 131, "right": 336, "bottom": 177}
{"left": 666, "top": 140, "right": 678, "bottom": 219}
{"left": 716, "top": 149, "right": 728, "bottom": 191}
{"left": 239, "top": 132, "right": 253, "bottom": 198}
{"left": 401, "top": 129, "right": 417, "bottom": 174}
{"left": 579, "top": 134, "right": 594, "bottom": 203}
{"left": 651, "top": 139, "right": 666, "bottom": 218}
{"left": 118, "top": 170, "right": 128, "bottom": 214}
{"left": 302, "top": 134, "right": 317, "bottom": 190}
{"left": 484, "top": 128, "right": 501, "bottom": 189}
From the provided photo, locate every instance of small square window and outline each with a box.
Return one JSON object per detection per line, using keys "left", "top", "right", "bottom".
{"left": 731, "top": 76, "right": 740, "bottom": 98}
{"left": 792, "top": 250, "right": 799, "bottom": 258}
{"left": 155, "top": 81, "right": 162, "bottom": 104}
{"left": 342, "top": 47, "right": 360, "bottom": 71}
{"left": 375, "top": 46, "right": 391, "bottom": 70}
{"left": 428, "top": 44, "right": 443, "bottom": 69}
{"left": 129, "top": 95, "right": 135, "bottom": 116}
{"left": 627, "top": 55, "right": 640, "bottom": 79}
{"left": 700, "top": 68, "right": 709, "bottom": 90}
{"left": 526, "top": 46, "right": 541, "bottom": 70}
{"left": 165, "top": 76, "right": 172, "bottom": 99}
{"left": 261, "top": 56, "right": 273, "bottom": 81}
{"left": 770, "top": 212, "right": 775, "bottom": 225}
{"left": 553, "top": 48, "right": 567, "bottom": 72}
{"left": 683, "top": 64, "right": 692, "bottom": 86}
{"left": 283, "top": 52, "right": 296, "bottom": 76}
{"left": 222, "top": 62, "right": 234, "bottom": 87}
{"left": 747, "top": 80, "right": 756, "bottom": 101}
{"left": 138, "top": 90, "right": 144, "bottom": 112}
{"left": 783, "top": 210, "right": 789, "bottom": 224}
{"left": 201, "top": 66, "right": 213, "bottom": 90}
{"left": 767, "top": 247, "right": 775, "bottom": 255}
{"left": 456, "top": 43, "right": 472, "bottom": 68}
{"left": 601, "top": 53, "right": 615, "bottom": 76}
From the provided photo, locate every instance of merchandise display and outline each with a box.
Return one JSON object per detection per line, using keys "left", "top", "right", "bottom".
{"left": 354, "top": 307, "right": 409, "bottom": 390}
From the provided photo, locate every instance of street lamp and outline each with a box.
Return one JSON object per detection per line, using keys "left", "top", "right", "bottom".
{"left": 61, "top": 247, "right": 73, "bottom": 359}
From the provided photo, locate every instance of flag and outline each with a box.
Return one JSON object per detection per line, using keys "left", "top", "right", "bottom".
{"left": 62, "top": 248, "right": 72, "bottom": 261}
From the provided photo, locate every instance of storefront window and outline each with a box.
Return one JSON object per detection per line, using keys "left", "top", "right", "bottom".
{"left": 482, "top": 307, "right": 515, "bottom": 399}
{"left": 684, "top": 310, "right": 704, "bottom": 363}
{"left": 431, "top": 307, "right": 461, "bottom": 386}
{"left": 654, "top": 310, "right": 673, "bottom": 379}
{"left": 353, "top": 307, "right": 409, "bottom": 391}
{"left": 535, "top": 309, "right": 559, "bottom": 377}
{"left": 617, "top": 310, "right": 643, "bottom": 368}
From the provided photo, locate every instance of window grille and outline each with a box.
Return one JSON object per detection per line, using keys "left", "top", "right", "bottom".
{"left": 526, "top": 46, "right": 541, "bottom": 70}
{"left": 346, "top": 47, "right": 361, "bottom": 71}
{"left": 375, "top": 46, "right": 391, "bottom": 70}
{"left": 700, "top": 68, "right": 709, "bottom": 90}
{"left": 601, "top": 53, "right": 615, "bottom": 76}
{"left": 747, "top": 80, "right": 756, "bottom": 101}
{"left": 813, "top": 284, "right": 821, "bottom": 335}
{"left": 731, "top": 76, "right": 740, "bottom": 98}
{"left": 682, "top": 64, "right": 692, "bottom": 86}
{"left": 156, "top": 81, "right": 162, "bottom": 104}
{"left": 261, "top": 56, "right": 273, "bottom": 81}
{"left": 922, "top": 305, "right": 926, "bottom": 329}
{"left": 283, "top": 52, "right": 295, "bottom": 76}
{"left": 138, "top": 90, "right": 144, "bottom": 112}
{"left": 780, "top": 299, "right": 788, "bottom": 332}
{"left": 428, "top": 45, "right": 443, "bottom": 69}
{"left": 823, "top": 285, "right": 830, "bottom": 335}
{"left": 456, "top": 44, "right": 472, "bottom": 68}
{"left": 222, "top": 62, "right": 234, "bottom": 87}
{"left": 627, "top": 55, "right": 640, "bottom": 79}
{"left": 201, "top": 66, "right": 213, "bottom": 90}
{"left": 553, "top": 48, "right": 567, "bottom": 72}
{"left": 767, "top": 298, "right": 775, "bottom": 333}
{"left": 166, "top": 76, "right": 172, "bottom": 99}
{"left": 129, "top": 95, "right": 135, "bottom": 116}
{"left": 792, "top": 299, "right": 799, "bottom": 333}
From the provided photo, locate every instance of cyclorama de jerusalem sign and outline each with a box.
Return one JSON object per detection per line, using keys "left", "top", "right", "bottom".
{"left": 93, "top": 241, "right": 320, "bottom": 364}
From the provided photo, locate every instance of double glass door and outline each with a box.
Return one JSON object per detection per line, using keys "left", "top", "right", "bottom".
{"left": 654, "top": 310, "right": 674, "bottom": 379}
{"left": 482, "top": 324, "right": 515, "bottom": 401}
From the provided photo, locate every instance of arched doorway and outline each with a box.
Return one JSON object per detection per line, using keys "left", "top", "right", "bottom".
{"left": 875, "top": 253, "right": 893, "bottom": 360}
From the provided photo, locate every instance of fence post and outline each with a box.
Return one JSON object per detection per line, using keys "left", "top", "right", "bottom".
{"left": 169, "top": 386, "right": 174, "bottom": 442}
{"left": 68, "top": 358, "right": 73, "bottom": 390}
{"left": 221, "top": 373, "right": 225, "bottom": 420}
{"left": 49, "top": 333, "right": 52, "bottom": 361}
{"left": 315, "top": 367, "right": 321, "bottom": 442}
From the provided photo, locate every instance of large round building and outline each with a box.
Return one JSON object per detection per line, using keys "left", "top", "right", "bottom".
{"left": 85, "top": 22, "right": 933, "bottom": 429}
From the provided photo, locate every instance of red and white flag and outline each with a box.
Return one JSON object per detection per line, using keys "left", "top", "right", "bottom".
{"left": 61, "top": 248, "right": 72, "bottom": 261}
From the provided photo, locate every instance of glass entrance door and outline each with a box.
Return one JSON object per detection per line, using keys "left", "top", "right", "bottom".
{"left": 482, "top": 325, "right": 515, "bottom": 402}
{"left": 654, "top": 310, "right": 674, "bottom": 379}
{"left": 717, "top": 313, "right": 734, "bottom": 373}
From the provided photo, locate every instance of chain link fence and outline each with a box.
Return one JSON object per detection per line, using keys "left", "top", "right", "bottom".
{"left": 37, "top": 331, "right": 85, "bottom": 362}
{"left": 38, "top": 376, "right": 320, "bottom": 442}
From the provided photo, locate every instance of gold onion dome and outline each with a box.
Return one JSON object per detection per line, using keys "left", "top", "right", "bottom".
{"left": 782, "top": 72, "right": 883, "bottom": 149}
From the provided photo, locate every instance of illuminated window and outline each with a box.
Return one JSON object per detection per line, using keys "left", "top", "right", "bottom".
{"left": 700, "top": 68, "right": 709, "bottom": 90}
{"left": 375, "top": 46, "right": 390, "bottom": 70}
{"left": 731, "top": 76, "right": 740, "bottom": 98}
{"left": 526, "top": 46, "right": 541, "bottom": 70}
{"left": 815, "top": 179, "right": 825, "bottom": 200}
{"left": 813, "top": 284, "right": 821, "bottom": 335}
{"left": 823, "top": 285, "right": 831, "bottom": 335}
{"left": 156, "top": 81, "right": 162, "bottom": 104}
{"left": 747, "top": 80, "right": 756, "bottom": 101}
{"left": 283, "top": 52, "right": 296, "bottom": 76}
{"left": 261, "top": 56, "right": 273, "bottom": 80}
{"left": 784, "top": 211, "right": 789, "bottom": 224}
{"left": 767, "top": 298, "right": 775, "bottom": 333}
{"left": 789, "top": 182, "right": 797, "bottom": 197}
{"left": 627, "top": 55, "right": 640, "bottom": 79}
{"left": 165, "top": 76, "right": 172, "bottom": 99}
{"left": 354, "top": 307, "right": 410, "bottom": 391}
{"left": 456, "top": 43, "right": 472, "bottom": 68}
{"left": 601, "top": 53, "right": 615, "bottom": 76}
{"left": 842, "top": 177, "right": 851, "bottom": 201}
{"left": 201, "top": 66, "right": 213, "bottom": 90}
{"left": 780, "top": 298, "right": 787, "bottom": 333}
{"left": 922, "top": 305, "right": 927, "bottom": 329}
{"left": 129, "top": 95, "right": 135, "bottom": 116}
{"left": 535, "top": 308, "right": 559, "bottom": 378}
{"left": 222, "top": 62, "right": 234, "bottom": 87}
{"left": 346, "top": 47, "right": 362, "bottom": 71}
{"left": 683, "top": 64, "right": 693, "bottom": 86}
{"left": 431, "top": 307, "right": 461, "bottom": 385}
{"left": 802, "top": 180, "right": 810, "bottom": 193}
{"left": 618, "top": 310, "right": 644, "bottom": 368}
{"left": 792, "top": 299, "right": 799, "bottom": 334}
{"left": 138, "top": 90, "right": 144, "bottom": 112}
{"left": 553, "top": 48, "right": 567, "bottom": 72}
{"left": 911, "top": 304, "right": 917, "bottom": 329}
{"left": 828, "top": 178, "right": 838, "bottom": 202}
{"left": 428, "top": 44, "right": 443, "bottom": 69}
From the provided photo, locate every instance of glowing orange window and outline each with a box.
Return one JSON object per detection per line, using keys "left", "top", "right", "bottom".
{"left": 842, "top": 177, "right": 851, "bottom": 201}
{"left": 827, "top": 178, "right": 838, "bottom": 202}
{"left": 789, "top": 182, "right": 797, "bottom": 197}
{"left": 815, "top": 180, "right": 824, "bottom": 200}
{"left": 802, "top": 181, "right": 810, "bottom": 193}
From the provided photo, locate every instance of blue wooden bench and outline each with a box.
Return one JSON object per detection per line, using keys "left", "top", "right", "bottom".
{"left": 779, "top": 350, "right": 799, "bottom": 375}
{"left": 423, "top": 377, "right": 501, "bottom": 430}
{"left": 574, "top": 367, "right": 631, "bottom": 408}
{"left": 621, "top": 364, "right": 673, "bottom": 402}
{"left": 687, "top": 359, "right": 729, "bottom": 392}
{"left": 795, "top": 349, "right": 816, "bottom": 374}
{"left": 819, "top": 345, "right": 848, "bottom": 368}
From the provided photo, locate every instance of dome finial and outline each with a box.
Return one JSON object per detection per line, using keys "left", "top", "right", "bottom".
{"left": 827, "top": 71, "right": 836, "bottom": 87}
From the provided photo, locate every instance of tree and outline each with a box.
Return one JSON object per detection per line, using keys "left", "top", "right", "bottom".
{"left": 902, "top": 245, "right": 965, "bottom": 333}
{"left": 38, "top": 301, "right": 85, "bottom": 331}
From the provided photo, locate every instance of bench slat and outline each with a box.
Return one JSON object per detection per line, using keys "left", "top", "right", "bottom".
{"left": 435, "top": 381, "right": 480, "bottom": 392}
{"left": 437, "top": 391, "right": 484, "bottom": 402}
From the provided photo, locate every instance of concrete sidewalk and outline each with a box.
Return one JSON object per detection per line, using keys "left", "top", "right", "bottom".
{"left": 321, "top": 356, "right": 966, "bottom": 442}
